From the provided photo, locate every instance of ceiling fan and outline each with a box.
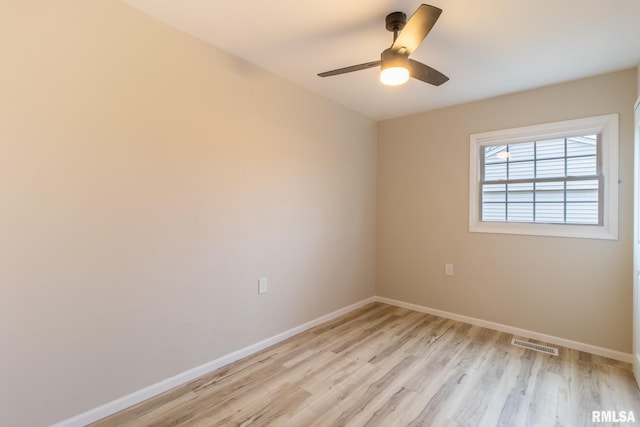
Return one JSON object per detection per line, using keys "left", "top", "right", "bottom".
{"left": 318, "top": 4, "right": 448, "bottom": 87}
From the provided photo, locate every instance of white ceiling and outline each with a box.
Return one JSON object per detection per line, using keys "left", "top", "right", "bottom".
{"left": 121, "top": 0, "right": 640, "bottom": 120}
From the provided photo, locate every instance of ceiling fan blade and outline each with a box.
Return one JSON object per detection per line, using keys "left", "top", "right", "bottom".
{"left": 392, "top": 4, "right": 442, "bottom": 55}
{"left": 318, "top": 60, "right": 381, "bottom": 77}
{"left": 408, "top": 59, "right": 449, "bottom": 86}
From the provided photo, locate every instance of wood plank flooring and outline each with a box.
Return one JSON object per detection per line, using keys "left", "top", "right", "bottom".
{"left": 91, "top": 303, "right": 640, "bottom": 426}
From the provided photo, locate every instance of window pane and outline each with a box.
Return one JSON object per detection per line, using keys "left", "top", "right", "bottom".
{"left": 536, "top": 158, "right": 565, "bottom": 178}
{"left": 535, "top": 181, "right": 564, "bottom": 202}
{"left": 566, "top": 180, "right": 598, "bottom": 202}
{"left": 482, "top": 183, "right": 506, "bottom": 202}
{"left": 566, "top": 202, "right": 598, "bottom": 224}
{"left": 483, "top": 203, "right": 505, "bottom": 221}
{"left": 508, "top": 142, "right": 534, "bottom": 162}
{"left": 536, "top": 139, "right": 565, "bottom": 160}
{"left": 484, "top": 145, "right": 508, "bottom": 163}
{"left": 567, "top": 135, "right": 597, "bottom": 157}
{"left": 507, "top": 183, "right": 533, "bottom": 201}
{"left": 566, "top": 179, "right": 598, "bottom": 191}
{"left": 507, "top": 203, "right": 533, "bottom": 222}
{"left": 535, "top": 202, "right": 564, "bottom": 223}
{"left": 567, "top": 155, "right": 596, "bottom": 176}
{"left": 509, "top": 160, "right": 534, "bottom": 180}
{"left": 484, "top": 162, "right": 506, "bottom": 181}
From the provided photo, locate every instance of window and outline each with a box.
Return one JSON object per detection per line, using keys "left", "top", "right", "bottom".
{"left": 469, "top": 114, "right": 618, "bottom": 239}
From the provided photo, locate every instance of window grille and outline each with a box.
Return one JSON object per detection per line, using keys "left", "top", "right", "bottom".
{"left": 480, "top": 135, "right": 602, "bottom": 225}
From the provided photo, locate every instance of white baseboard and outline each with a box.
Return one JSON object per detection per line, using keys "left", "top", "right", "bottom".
{"left": 634, "top": 353, "right": 640, "bottom": 388}
{"left": 51, "top": 296, "right": 376, "bottom": 427}
{"left": 375, "top": 296, "right": 632, "bottom": 363}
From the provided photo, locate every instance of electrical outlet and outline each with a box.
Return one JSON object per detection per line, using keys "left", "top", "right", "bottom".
{"left": 258, "top": 277, "right": 268, "bottom": 294}
{"left": 445, "top": 264, "right": 454, "bottom": 276}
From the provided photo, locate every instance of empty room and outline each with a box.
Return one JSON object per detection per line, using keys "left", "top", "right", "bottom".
{"left": 3, "top": 1, "right": 640, "bottom": 426}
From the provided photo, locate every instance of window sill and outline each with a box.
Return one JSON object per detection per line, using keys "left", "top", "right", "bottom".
{"left": 469, "top": 220, "right": 618, "bottom": 240}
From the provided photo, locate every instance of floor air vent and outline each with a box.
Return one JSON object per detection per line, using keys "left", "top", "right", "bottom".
{"left": 511, "top": 338, "right": 558, "bottom": 356}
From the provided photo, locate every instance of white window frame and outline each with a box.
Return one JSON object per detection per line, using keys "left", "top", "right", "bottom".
{"left": 469, "top": 114, "right": 619, "bottom": 240}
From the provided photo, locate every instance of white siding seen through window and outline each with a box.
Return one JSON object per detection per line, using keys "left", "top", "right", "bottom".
{"left": 481, "top": 135, "right": 600, "bottom": 225}
{"left": 469, "top": 114, "right": 618, "bottom": 240}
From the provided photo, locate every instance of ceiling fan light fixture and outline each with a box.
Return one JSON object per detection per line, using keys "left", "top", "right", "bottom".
{"left": 380, "top": 66, "right": 410, "bottom": 86}
{"left": 380, "top": 48, "right": 409, "bottom": 86}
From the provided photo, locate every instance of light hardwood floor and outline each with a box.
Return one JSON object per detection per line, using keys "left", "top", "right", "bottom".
{"left": 91, "top": 303, "right": 640, "bottom": 426}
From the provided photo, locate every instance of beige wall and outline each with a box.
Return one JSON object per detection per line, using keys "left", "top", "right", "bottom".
{"left": 0, "top": 2, "right": 376, "bottom": 426}
{"left": 2, "top": 1, "right": 637, "bottom": 425}
{"left": 378, "top": 69, "right": 637, "bottom": 355}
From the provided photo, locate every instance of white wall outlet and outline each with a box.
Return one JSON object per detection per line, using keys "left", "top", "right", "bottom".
{"left": 258, "top": 277, "right": 268, "bottom": 294}
{"left": 445, "top": 264, "right": 454, "bottom": 276}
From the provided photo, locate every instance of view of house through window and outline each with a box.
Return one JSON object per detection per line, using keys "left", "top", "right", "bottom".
{"left": 469, "top": 114, "right": 618, "bottom": 240}
{"left": 481, "top": 135, "right": 601, "bottom": 225}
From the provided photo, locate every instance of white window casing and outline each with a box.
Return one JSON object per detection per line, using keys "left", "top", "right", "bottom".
{"left": 469, "top": 114, "right": 619, "bottom": 240}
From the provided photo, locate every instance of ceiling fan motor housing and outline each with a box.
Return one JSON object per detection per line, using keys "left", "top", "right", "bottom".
{"left": 380, "top": 48, "right": 410, "bottom": 85}
{"left": 381, "top": 48, "right": 409, "bottom": 69}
